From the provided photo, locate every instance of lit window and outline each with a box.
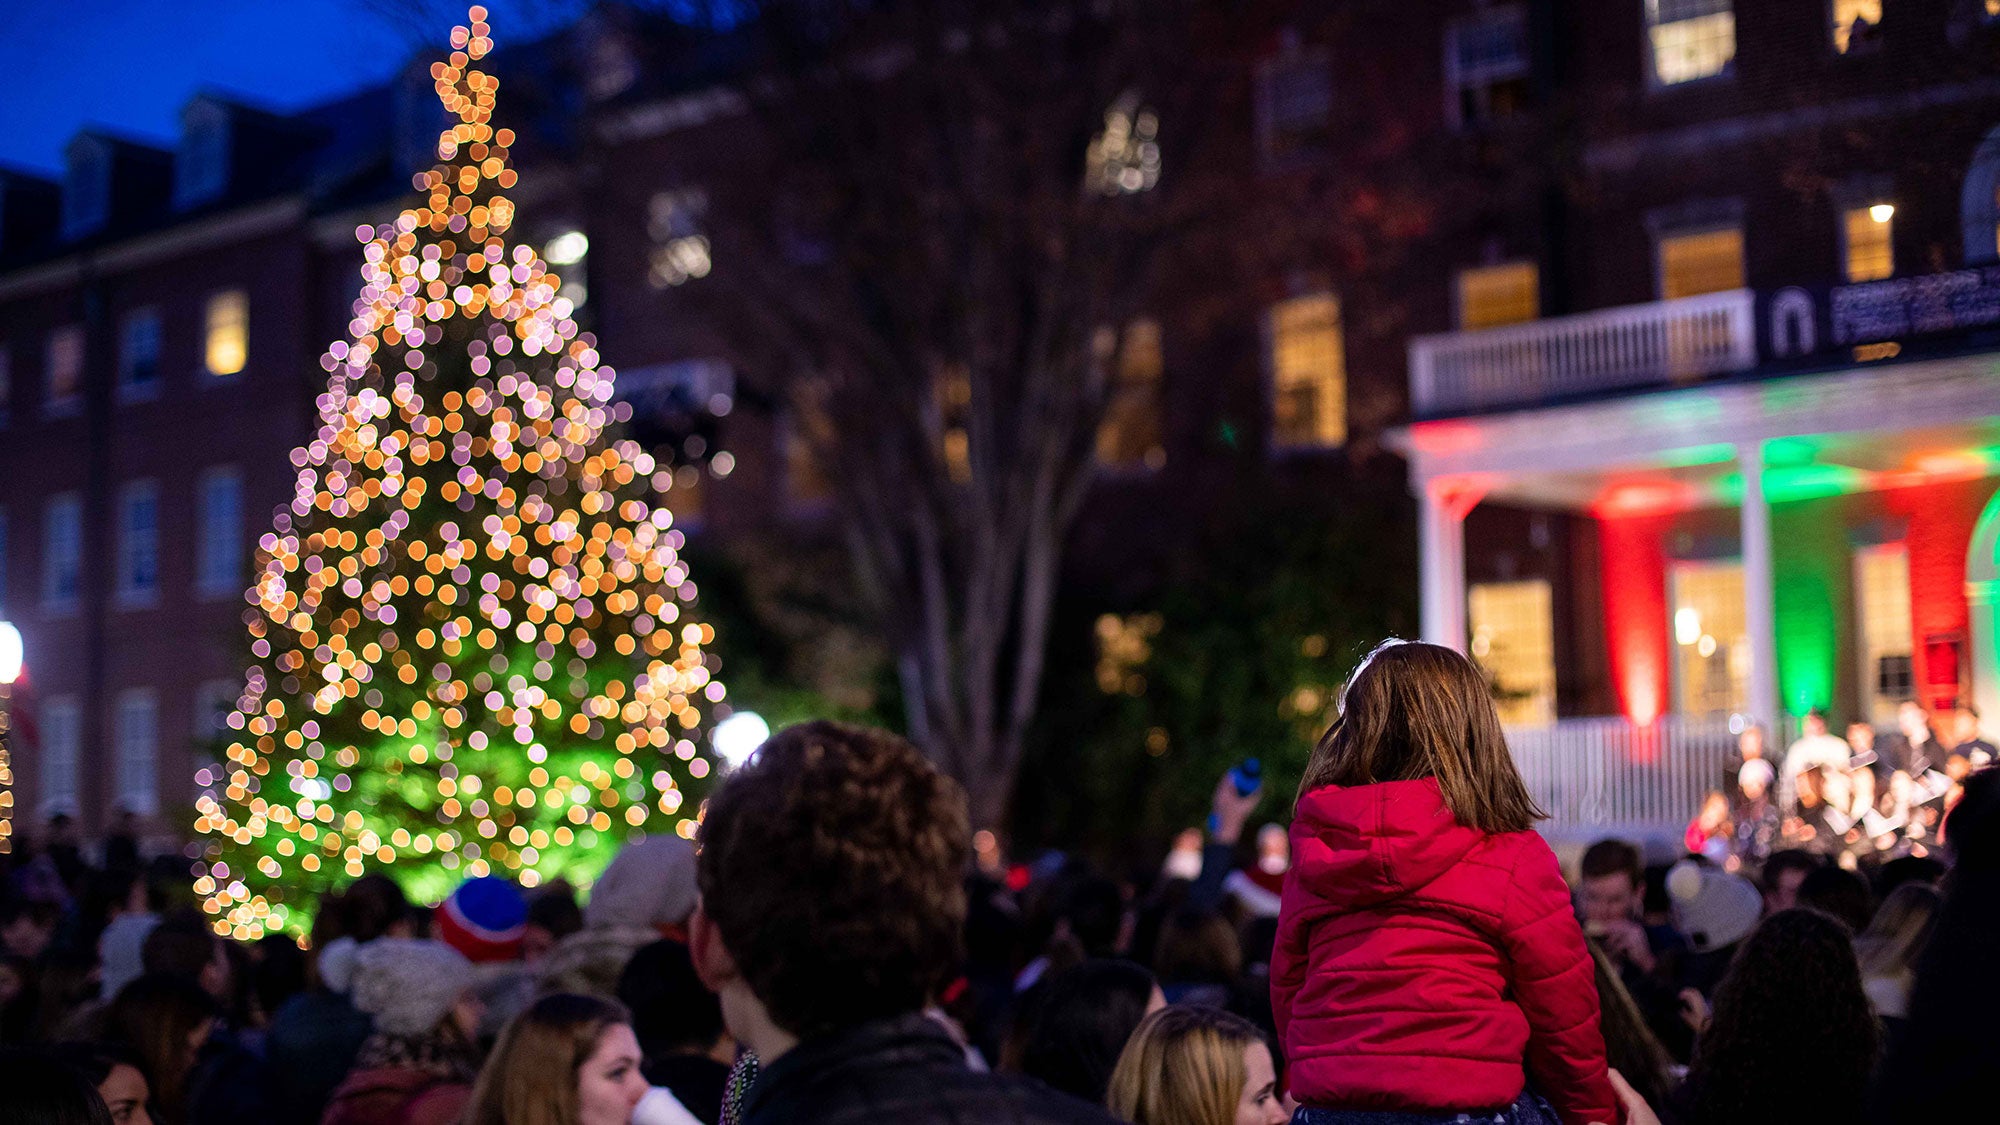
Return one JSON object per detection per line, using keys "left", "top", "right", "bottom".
{"left": 1458, "top": 262, "right": 1540, "bottom": 329}
{"left": 1257, "top": 41, "right": 1332, "bottom": 162}
{"left": 38, "top": 696, "right": 81, "bottom": 815}
{"left": 198, "top": 467, "right": 243, "bottom": 597}
{"left": 204, "top": 290, "right": 248, "bottom": 377}
{"left": 1658, "top": 226, "right": 1744, "bottom": 299}
{"left": 42, "top": 492, "right": 82, "bottom": 612}
{"left": 1448, "top": 6, "right": 1531, "bottom": 127}
{"left": 45, "top": 325, "right": 84, "bottom": 415}
{"left": 648, "top": 190, "right": 711, "bottom": 288}
{"left": 0, "top": 344, "right": 12, "bottom": 424}
{"left": 1270, "top": 293, "right": 1346, "bottom": 449}
{"left": 1469, "top": 580, "right": 1556, "bottom": 726}
{"left": 1831, "top": 0, "right": 1881, "bottom": 53}
{"left": 1843, "top": 204, "right": 1894, "bottom": 283}
{"left": 117, "top": 480, "right": 159, "bottom": 605}
{"left": 116, "top": 688, "right": 158, "bottom": 815}
{"left": 119, "top": 308, "right": 162, "bottom": 397}
{"left": 1670, "top": 559, "right": 1748, "bottom": 717}
{"left": 1854, "top": 543, "right": 1913, "bottom": 725}
{"left": 1096, "top": 320, "right": 1166, "bottom": 469}
{"left": 1646, "top": 0, "right": 1735, "bottom": 86}
{"left": 1087, "top": 91, "right": 1161, "bottom": 195}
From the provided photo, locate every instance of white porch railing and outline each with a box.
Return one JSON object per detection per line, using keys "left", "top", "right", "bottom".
{"left": 1410, "top": 289, "right": 1758, "bottom": 417}
{"left": 1506, "top": 716, "right": 1739, "bottom": 841}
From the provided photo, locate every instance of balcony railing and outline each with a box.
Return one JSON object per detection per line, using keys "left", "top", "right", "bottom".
{"left": 1506, "top": 716, "right": 1738, "bottom": 842}
{"left": 1410, "top": 289, "right": 1758, "bottom": 417}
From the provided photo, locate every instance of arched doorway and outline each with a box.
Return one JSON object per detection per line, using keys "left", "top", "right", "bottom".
{"left": 1967, "top": 488, "right": 2000, "bottom": 724}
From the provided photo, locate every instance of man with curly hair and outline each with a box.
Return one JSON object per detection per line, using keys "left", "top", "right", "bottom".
{"left": 688, "top": 720, "right": 1117, "bottom": 1124}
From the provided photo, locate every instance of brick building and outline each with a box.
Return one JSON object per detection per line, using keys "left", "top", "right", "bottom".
{"left": 4, "top": 1, "right": 1999, "bottom": 842}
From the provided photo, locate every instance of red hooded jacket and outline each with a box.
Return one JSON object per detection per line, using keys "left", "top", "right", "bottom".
{"left": 1271, "top": 778, "right": 1621, "bottom": 1125}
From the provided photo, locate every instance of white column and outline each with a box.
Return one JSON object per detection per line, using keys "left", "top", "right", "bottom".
{"left": 1739, "top": 441, "right": 1779, "bottom": 728}
{"left": 1970, "top": 582, "right": 2000, "bottom": 730}
{"left": 1420, "top": 480, "right": 1470, "bottom": 652}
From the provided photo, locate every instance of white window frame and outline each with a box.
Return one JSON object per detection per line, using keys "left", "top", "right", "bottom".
{"left": 42, "top": 492, "right": 82, "bottom": 615}
{"left": 118, "top": 306, "right": 163, "bottom": 401}
{"left": 44, "top": 325, "right": 85, "bottom": 418}
{"left": 38, "top": 695, "right": 81, "bottom": 816}
{"left": 115, "top": 687, "right": 159, "bottom": 816}
{"left": 117, "top": 479, "right": 161, "bottom": 607}
{"left": 197, "top": 466, "right": 243, "bottom": 598}
{"left": 1444, "top": 5, "right": 1531, "bottom": 129}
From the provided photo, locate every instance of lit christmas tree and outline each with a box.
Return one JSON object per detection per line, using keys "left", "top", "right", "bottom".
{"left": 194, "top": 7, "right": 720, "bottom": 939}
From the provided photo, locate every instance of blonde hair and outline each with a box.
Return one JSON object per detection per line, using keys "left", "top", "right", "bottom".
{"left": 1106, "top": 1005, "right": 1265, "bottom": 1125}
{"left": 1296, "top": 639, "right": 1543, "bottom": 834}
{"left": 463, "top": 992, "right": 629, "bottom": 1125}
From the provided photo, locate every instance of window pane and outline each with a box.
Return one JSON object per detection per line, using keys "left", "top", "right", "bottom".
{"left": 205, "top": 291, "right": 248, "bottom": 377}
{"left": 121, "top": 309, "right": 161, "bottom": 391}
{"left": 1271, "top": 294, "right": 1346, "bottom": 449}
{"left": 39, "top": 697, "right": 80, "bottom": 814}
{"left": 1648, "top": 5, "right": 1735, "bottom": 85}
{"left": 1843, "top": 205, "right": 1894, "bottom": 283}
{"left": 120, "top": 483, "right": 159, "bottom": 599}
{"left": 1671, "top": 559, "right": 1748, "bottom": 717}
{"left": 1470, "top": 580, "right": 1556, "bottom": 725}
{"left": 1260, "top": 51, "right": 1332, "bottom": 160}
{"left": 1832, "top": 0, "right": 1882, "bottom": 52}
{"left": 1659, "top": 227, "right": 1745, "bottom": 299}
{"left": 43, "top": 494, "right": 81, "bottom": 609}
{"left": 1855, "top": 544, "right": 1913, "bottom": 726}
{"left": 200, "top": 470, "right": 243, "bottom": 595}
{"left": 117, "top": 690, "right": 158, "bottom": 815}
{"left": 1458, "top": 262, "right": 1540, "bottom": 329}
{"left": 1097, "top": 319, "right": 1166, "bottom": 468}
{"left": 46, "top": 325, "right": 84, "bottom": 412}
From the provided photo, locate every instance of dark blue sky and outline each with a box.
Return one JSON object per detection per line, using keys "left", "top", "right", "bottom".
{"left": 0, "top": 1, "right": 579, "bottom": 175}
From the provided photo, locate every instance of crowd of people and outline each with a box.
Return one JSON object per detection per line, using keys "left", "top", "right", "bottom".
{"left": 0, "top": 640, "right": 1992, "bottom": 1125}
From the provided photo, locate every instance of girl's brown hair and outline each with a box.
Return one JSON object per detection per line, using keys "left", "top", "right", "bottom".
{"left": 1106, "top": 1005, "right": 1267, "bottom": 1125}
{"left": 1296, "top": 639, "right": 1543, "bottom": 834}
{"left": 463, "top": 993, "right": 630, "bottom": 1125}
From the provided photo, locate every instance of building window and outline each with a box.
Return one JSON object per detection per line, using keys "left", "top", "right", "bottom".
{"left": 1646, "top": 0, "right": 1735, "bottom": 86}
{"left": 1831, "top": 1, "right": 1882, "bottom": 53}
{"left": 119, "top": 308, "right": 162, "bottom": 399}
{"left": 543, "top": 228, "right": 589, "bottom": 308}
{"left": 1470, "top": 580, "right": 1556, "bottom": 726}
{"left": 0, "top": 344, "right": 12, "bottom": 425}
{"left": 42, "top": 493, "right": 82, "bottom": 613}
{"left": 204, "top": 291, "right": 248, "bottom": 377}
{"left": 117, "top": 481, "right": 160, "bottom": 606}
{"left": 62, "top": 140, "right": 108, "bottom": 240}
{"left": 1671, "top": 559, "right": 1748, "bottom": 717}
{"left": 45, "top": 325, "right": 85, "bottom": 416}
{"left": 1256, "top": 39, "right": 1332, "bottom": 163}
{"left": 38, "top": 696, "right": 80, "bottom": 816}
{"left": 1457, "top": 262, "right": 1540, "bottom": 329}
{"left": 116, "top": 688, "right": 158, "bottom": 815}
{"left": 1096, "top": 320, "right": 1166, "bottom": 470}
{"left": 1269, "top": 293, "right": 1347, "bottom": 450}
{"left": 197, "top": 467, "right": 243, "bottom": 598}
{"left": 1855, "top": 543, "right": 1913, "bottom": 726}
{"left": 647, "top": 190, "right": 712, "bottom": 288}
{"left": 1657, "top": 225, "right": 1745, "bottom": 299}
{"left": 192, "top": 679, "right": 239, "bottom": 793}
{"left": 175, "top": 100, "right": 231, "bottom": 209}
{"left": 1447, "top": 6, "right": 1531, "bottom": 127}
{"left": 1842, "top": 204, "right": 1894, "bottom": 283}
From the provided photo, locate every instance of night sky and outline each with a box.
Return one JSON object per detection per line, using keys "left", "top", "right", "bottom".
{"left": 0, "top": 1, "right": 582, "bottom": 175}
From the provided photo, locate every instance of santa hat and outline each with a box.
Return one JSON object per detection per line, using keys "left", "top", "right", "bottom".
{"left": 435, "top": 876, "right": 528, "bottom": 962}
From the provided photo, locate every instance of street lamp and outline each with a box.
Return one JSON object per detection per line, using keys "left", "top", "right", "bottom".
{"left": 0, "top": 620, "right": 21, "bottom": 855}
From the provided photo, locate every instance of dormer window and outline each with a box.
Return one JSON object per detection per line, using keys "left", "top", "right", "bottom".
{"left": 62, "top": 137, "right": 110, "bottom": 240}
{"left": 176, "top": 100, "right": 232, "bottom": 209}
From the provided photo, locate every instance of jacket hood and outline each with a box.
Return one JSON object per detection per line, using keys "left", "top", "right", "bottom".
{"left": 1289, "top": 777, "right": 1485, "bottom": 909}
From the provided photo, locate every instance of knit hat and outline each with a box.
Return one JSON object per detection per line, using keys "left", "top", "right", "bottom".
{"left": 1667, "top": 861, "right": 1762, "bottom": 952}
{"left": 584, "top": 836, "right": 698, "bottom": 931}
{"left": 351, "top": 938, "right": 475, "bottom": 1037}
{"left": 435, "top": 876, "right": 528, "bottom": 963}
